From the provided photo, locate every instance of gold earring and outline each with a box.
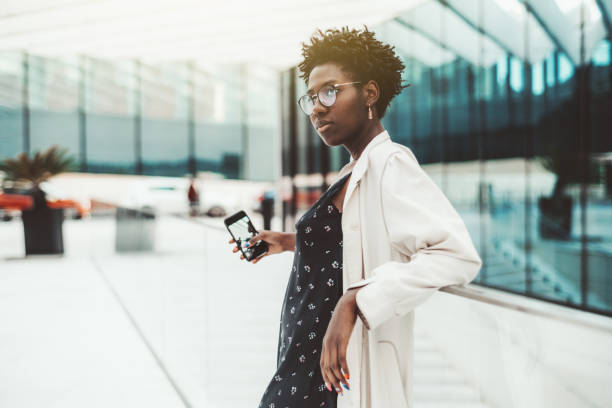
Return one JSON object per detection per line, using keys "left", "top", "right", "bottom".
{"left": 368, "top": 105, "right": 373, "bottom": 120}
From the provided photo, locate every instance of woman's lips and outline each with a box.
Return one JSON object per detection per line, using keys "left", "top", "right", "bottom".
{"left": 318, "top": 122, "right": 333, "bottom": 133}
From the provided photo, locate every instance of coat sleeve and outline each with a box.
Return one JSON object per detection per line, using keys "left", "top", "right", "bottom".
{"left": 352, "top": 149, "right": 482, "bottom": 331}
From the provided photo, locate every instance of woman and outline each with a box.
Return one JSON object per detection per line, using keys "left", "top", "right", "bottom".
{"left": 229, "top": 27, "right": 482, "bottom": 408}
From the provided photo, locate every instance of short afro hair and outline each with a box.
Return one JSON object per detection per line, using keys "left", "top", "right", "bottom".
{"left": 298, "top": 26, "right": 408, "bottom": 118}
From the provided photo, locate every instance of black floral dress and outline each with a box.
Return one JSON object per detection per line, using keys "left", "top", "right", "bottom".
{"left": 258, "top": 173, "right": 351, "bottom": 408}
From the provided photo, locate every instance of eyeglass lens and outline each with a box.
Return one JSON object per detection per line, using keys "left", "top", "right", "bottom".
{"left": 299, "top": 86, "right": 336, "bottom": 115}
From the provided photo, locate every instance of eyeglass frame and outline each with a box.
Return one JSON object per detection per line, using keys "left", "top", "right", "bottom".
{"left": 297, "top": 81, "right": 362, "bottom": 115}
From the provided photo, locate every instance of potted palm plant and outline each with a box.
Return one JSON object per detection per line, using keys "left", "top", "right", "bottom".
{"left": 0, "top": 146, "right": 74, "bottom": 255}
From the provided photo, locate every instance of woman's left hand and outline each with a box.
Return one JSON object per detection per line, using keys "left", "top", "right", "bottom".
{"left": 320, "top": 288, "right": 361, "bottom": 394}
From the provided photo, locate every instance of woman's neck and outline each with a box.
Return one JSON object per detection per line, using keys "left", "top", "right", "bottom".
{"left": 345, "top": 120, "right": 385, "bottom": 161}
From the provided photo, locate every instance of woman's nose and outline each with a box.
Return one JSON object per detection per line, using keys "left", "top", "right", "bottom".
{"left": 311, "top": 97, "right": 328, "bottom": 116}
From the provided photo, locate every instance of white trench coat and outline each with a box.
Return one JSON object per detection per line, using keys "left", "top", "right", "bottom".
{"left": 334, "top": 130, "right": 482, "bottom": 408}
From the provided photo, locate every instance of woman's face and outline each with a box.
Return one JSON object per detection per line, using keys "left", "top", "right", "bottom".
{"left": 307, "top": 63, "right": 367, "bottom": 147}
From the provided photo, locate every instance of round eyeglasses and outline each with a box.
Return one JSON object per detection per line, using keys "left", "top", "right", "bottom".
{"left": 297, "top": 81, "right": 361, "bottom": 115}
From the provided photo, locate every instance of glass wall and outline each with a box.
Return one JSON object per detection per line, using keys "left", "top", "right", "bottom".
{"left": 194, "top": 63, "right": 242, "bottom": 179}
{"left": 280, "top": 0, "right": 612, "bottom": 316}
{"left": 0, "top": 55, "right": 278, "bottom": 181}
{"left": 0, "top": 51, "right": 23, "bottom": 160}
{"left": 86, "top": 58, "right": 138, "bottom": 174}
{"left": 28, "top": 55, "right": 80, "bottom": 161}
{"left": 587, "top": 37, "right": 612, "bottom": 311}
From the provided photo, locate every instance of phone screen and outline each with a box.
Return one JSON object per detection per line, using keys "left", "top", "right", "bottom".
{"left": 226, "top": 213, "right": 268, "bottom": 261}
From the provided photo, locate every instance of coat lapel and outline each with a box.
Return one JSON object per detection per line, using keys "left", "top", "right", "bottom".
{"left": 341, "top": 131, "right": 390, "bottom": 210}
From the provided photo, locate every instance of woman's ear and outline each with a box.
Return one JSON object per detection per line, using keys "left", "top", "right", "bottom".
{"left": 363, "top": 80, "right": 380, "bottom": 112}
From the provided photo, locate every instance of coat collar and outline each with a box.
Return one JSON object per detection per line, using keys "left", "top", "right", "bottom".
{"left": 338, "top": 130, "right": 390, "bottom": 210}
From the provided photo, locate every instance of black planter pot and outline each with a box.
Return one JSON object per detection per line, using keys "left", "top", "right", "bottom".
{"left": 538, "top": 195, "right": 572, "bottom": 240}
{"left": 22, "top": 207, "right": 65, "bottom": 255}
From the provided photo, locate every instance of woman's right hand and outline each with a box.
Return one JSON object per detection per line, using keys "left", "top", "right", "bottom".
{"left": 228, "top": 231, "right": 295, "bottom": 264}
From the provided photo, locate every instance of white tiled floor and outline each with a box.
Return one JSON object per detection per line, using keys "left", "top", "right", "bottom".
{"left": 0, "top": 254, "right": 186, "bottom": 408}
{"left": 0, "top": 217, "right": 291, "bottom": 408}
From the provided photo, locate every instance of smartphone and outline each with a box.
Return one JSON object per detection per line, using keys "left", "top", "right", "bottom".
{"left": 224, "top": 210, "right": 269, "bottom": 261}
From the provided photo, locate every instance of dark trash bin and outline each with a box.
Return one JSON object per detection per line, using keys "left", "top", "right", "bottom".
{"left": 22, "top": 207, "right": 64, "bottom": 255}
{"left": 115, "top": 206, "right": 156, "bottom": 252}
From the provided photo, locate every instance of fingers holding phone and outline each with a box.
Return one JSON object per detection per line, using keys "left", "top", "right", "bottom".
{"left": 250, "top": 231, "right": 291, "bottom": 257}
{"left": 228, "top": 238, "right": 248, "bottom": 260}
{"left": 228, "top": 232, "right": 276, "bottom": 263}
{"left": 226, "top": 218, "right": 295, "bottom": 264}
{"left": 227, "top": 238, "right": 258, "bottom": 262}
{"left": 225, "top": 211, "right": 269, "bottom": 262}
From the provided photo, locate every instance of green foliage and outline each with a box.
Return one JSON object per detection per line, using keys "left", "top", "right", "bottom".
{"left": 0, "top": 146, "right": 75, "bottom": 187}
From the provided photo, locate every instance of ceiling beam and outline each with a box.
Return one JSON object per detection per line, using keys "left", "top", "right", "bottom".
{"left": 438, "top": 0, "right": 515, "bottom": 58}
{"left": 525, "top": 2, "right": 575, "bottom": 64}
{"left": 393, "top": 16, "right": 466, "bottom": 64}
{"left": 595, "top": 0, "right": 612, "bottom": 37}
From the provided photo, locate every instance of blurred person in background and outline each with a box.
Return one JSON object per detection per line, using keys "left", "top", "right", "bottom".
{"left": 260, "top": 190, "right": 275, "bottom": 230}
{"left": 230, "top": 27, "right": 482, "bottom": 408}
{"left": 187, "top": 177, "right": 199, "bottom": 217}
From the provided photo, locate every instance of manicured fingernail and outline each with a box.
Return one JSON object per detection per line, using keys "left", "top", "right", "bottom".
{"left": 344, "top": 373, "right": 350, "bottom": 380}
{"left": 326, "top": 383, "right": 331, "bottom": 392}
{"left": 245, "top": 243, "right": 250, "bottom": 247}
{"left": 342, "top": 384, "right": 350, "bottom": 390}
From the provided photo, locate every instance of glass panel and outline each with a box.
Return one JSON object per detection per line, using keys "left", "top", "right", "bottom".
{"left": 480, "top": 158, "right": 527, "bottom": 292}
{"left": 141, "top": 118, "right": 189, "bottom": 176}
{"left": 0, "top": 51, "right": 23, "bottom": 160}
{"left": 587, "top": 38, "right": 612, "bottom": 313}
{"left": 86, "top": 58, "right": 137, "bottom": 174}
{"left": 195, "top": 122, "right": 241, "bottom": 178}
{"left": 328, "top": 145, "right": 346, "bottom": 173}
{"left": 194, "top": 64, "right": 243, "bottom": 179}
{"left": 485, "top": 56, "right": 510, "bottom": 158}
{"left": 244, "top": 64, "right": 279, "bottom": 182}
{"left": 28, "top": 56, "right": 80, "bottom": 158}
{"left": 86, "top": 114, "right": 136, "bottom": 173}
{"left": 412, "top": 60, "right": 434, "bottom": 163}
{"left": 295, "top": 76, "right": 309, "bottom": 177}
{"left": 528, "top": 47, "right": 575, "bottom": 303}
{"left": 140, "top": 63, "right": 189, "bottom": 176}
